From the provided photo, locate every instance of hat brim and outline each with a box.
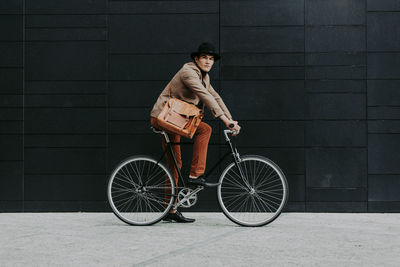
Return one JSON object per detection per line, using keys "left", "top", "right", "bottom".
{"left": 191, "top": 52, "right": 221, "bottom": 61}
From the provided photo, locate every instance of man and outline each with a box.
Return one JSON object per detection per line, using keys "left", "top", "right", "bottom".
{"left": 150, "top": 42, "right": 241, "bottom": 222}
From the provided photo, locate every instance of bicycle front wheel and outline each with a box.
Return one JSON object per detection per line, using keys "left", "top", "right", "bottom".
{"left": 107, "top": 156, "right": 175, "bottom": 226}
{"left": 217, "top": 155, "right": 288, "bottom": 227}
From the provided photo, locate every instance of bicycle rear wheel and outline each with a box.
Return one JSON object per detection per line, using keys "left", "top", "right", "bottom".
{"left": 107, "top": 156, "right": 175, "bottom": 226}
{"left": 217, "top": 155, "right": 288, "bottom": 227}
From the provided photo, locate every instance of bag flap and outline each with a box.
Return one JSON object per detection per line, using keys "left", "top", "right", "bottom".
{"left": 168, "top": 98, "right": 200, "bottom": 116}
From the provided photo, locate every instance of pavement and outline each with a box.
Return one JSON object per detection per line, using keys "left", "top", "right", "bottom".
{"left": 0, "top": 212, "right": 399, "bottom": 267}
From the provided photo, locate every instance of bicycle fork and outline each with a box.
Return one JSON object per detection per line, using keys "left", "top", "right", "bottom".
{"left": 224, "top": 129, "right": 253, "bottom": 190}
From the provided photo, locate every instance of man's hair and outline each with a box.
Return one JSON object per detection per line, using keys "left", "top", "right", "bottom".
{"left": 195, "top": 53, "right": 215, "bottom": 60}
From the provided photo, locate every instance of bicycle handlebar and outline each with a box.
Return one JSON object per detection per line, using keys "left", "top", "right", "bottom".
{"left": 224, "top": 128, "right": 237, "bottom": 141}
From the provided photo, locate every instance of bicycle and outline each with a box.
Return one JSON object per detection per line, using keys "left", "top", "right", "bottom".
{"left": 107, "top": 126, "right": 289, "bottom": 227}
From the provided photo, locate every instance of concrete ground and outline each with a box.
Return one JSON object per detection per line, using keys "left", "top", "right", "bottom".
{"left": 0, "top": 213, "right": 399, "bottom": 267}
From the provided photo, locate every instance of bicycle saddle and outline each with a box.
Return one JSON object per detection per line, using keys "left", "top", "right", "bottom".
{"left": 151, "top": 126, "right": 165, "bottom": 134}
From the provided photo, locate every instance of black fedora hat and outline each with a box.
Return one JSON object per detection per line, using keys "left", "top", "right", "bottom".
{"left": 190, "top": 42, "right": 221, "bottom": 61}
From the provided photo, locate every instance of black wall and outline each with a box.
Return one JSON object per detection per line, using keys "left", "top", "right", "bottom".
{"left": 1, "top": 0, "right": 399, "bottom": 212}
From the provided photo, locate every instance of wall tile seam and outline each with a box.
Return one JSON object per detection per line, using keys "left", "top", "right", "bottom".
{"left": 25, "top": 12, "right": 110, "bottom": 15}
{"left": 304, "top": 25, "right": 366, "bottom": 27}
{"left": 307, "top": 187, "right": 368, "bottom": 189}
{"left": 24, "top": 40, "right": 107, "bottom": 42}
{"left": 0, "top": 41, "right": 26, "bottom": 42}
{"left": 365, "top": 0, "right": 369, "bottom": 211}
{"left": 221, "top": 66, "right": 306, "bottom": 68}
{"left": 306, "top": 92, "right": 366, "bottom": 94}
{"left": 22, "top": 0, "right": 25, "bottom": 211}
{"left": 22, "top": 93, "right": 107, "bottom": 95}
{"left": 0, "top": 66, "right": 23, "bottom": 68}
{"left": 303, "top": 0, "right": 307, "bottom": 208}
{"left": 367, "top": 11, "right": 400, "bottom": 13}
{"left": 306, "top": 64, "right": 367, "bottom": 67}
{"left": 25, "top": 80, "right": 109, "bottom": 81}
{"left": 26, "top": 27, "right": 107, "bottom": 29}
{"left": 221, "top": 25, "right": 305, "bottom": 27}
{"left": 367, "top": 51, "right": 400, "bottom": 53}
{"left": 109, "top": 12, "right": 220, "bottom": 14}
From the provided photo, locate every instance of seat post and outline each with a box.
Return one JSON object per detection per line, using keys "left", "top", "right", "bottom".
{"left": 161, "top": 131, "right": 170, "bottom": 143}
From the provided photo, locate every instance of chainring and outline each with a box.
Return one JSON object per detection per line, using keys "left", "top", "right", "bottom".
{"left": 177, "top": 188, "right": 198, "bottom": 208}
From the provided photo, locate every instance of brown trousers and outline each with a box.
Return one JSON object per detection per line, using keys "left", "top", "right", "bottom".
{"left": 150, "top": 117, "right": 212, "bottom": 186}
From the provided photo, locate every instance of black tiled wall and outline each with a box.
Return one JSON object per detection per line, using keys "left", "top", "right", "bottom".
{"left": 366, "top": 0, "right": 400, "bottom": 212}
{"left": 0, "top": 0, "right": 399, "bottom": 212}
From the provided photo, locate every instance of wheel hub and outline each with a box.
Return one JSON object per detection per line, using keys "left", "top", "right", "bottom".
{"left": 136, "top": 187, "right": 147, "bottom": 194}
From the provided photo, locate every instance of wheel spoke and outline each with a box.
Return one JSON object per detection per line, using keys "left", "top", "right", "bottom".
{"left": 256, "top": 191, "right": 283, "bottom": 205}
{"left": 112, "top": 179, "right": 136, "bottom": 191}
{"left": 253, "top": 193, "right": 275, "bottom": 212}
{"left": 239, "top": 161, "right": 252, "bottom": 189}
{"left": 117, "top": 194, "right": 137, "bottom": 212}
{"left": 116, "top": 168, "right": 138, "bottom": 189}
{"left": 256, "top": 188, "right": 283, "bottom": 196}
{"left": 145, "top": 167, "right": 165, "bottom": 186}
{"left": 112, "top": 189, "right": 134, "bottom": 199}
{"left": 145, "top": 191, "right": 167, "bottom": 203}
{"left": 255, "top": 174, "right": 280, "bottom": 189}
{"left": 253, "top": 163, "right": 268, "bottom": 188}
{"left": 222, "top": 191, "right": 247, "bottom": 201}
{"left": 237, "top": 195, "right": 251, "bottom": 212}
{"left": 223, "top": 172, "right": 249, "bottom": 191}
{"left": 131, "top": 161, "right": 143, "bottom": 186}
{"left": 223, "top": 192, "right": 247, "bottom": 211}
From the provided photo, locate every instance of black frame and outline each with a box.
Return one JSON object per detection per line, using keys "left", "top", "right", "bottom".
{"left": 154, "top": 131, "right": 242, "bottom": 189}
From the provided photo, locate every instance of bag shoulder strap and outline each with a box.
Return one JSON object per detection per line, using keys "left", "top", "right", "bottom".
{"left": 167, "top": 81, "right": 202, "bottom": 114}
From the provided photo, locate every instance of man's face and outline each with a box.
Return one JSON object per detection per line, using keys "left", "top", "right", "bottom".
{"left": 194, "top": 54, "right": 215, "bottom": 73}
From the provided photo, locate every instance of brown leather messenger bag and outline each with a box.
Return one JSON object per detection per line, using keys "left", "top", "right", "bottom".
{"left": 156, "top": 83, "right": 203, "bottom": 139}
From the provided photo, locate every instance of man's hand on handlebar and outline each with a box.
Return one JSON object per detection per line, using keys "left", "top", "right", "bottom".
{"left": 220, "top": 115, "right": 241, "bottom": 136}
{"left": 227, "top": 121, "right": 241, "bottom": 136}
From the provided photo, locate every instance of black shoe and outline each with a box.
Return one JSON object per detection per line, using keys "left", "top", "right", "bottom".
{"left": 187, "top": 176, "right": 221, "bottom": 187}
{"left": 162, "top": 211, "right": 195, "bottom": 223}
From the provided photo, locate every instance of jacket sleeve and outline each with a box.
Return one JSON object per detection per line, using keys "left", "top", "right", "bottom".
{"left": 180, "top": 68, "right": 225, "bottom": 118}
{"left": 208, "top": 84, "right": 233, "bottom": 120}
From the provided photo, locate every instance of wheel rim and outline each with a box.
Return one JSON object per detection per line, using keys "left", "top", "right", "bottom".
{"left": 218, "top": 157, "right": 287, "bottom": 226}
{"left": 107, "top": 157, "right": 175, "bottom": 225}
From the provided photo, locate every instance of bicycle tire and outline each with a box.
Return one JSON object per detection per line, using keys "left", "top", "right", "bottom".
{"left": 217, "top": 155, "right": 289, "bottom": 227}
{"left": 107, "top": 155, "right": 176, "bottom": 226}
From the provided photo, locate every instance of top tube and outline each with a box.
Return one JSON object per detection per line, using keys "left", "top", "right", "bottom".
{"left": 152, "top": 126, "right": 236, "bottom": 144}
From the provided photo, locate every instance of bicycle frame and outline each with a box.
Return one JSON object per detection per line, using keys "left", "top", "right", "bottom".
{"left": 153, "top": 128, "right": 245, "bottom": 189}
{"left": 108, "top": 127, "right": 288, "bottom": 226}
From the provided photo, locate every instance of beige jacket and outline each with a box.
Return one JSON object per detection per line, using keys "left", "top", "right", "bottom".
{"left": 150, "top": 62, "right": 232, "bottom": 119}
